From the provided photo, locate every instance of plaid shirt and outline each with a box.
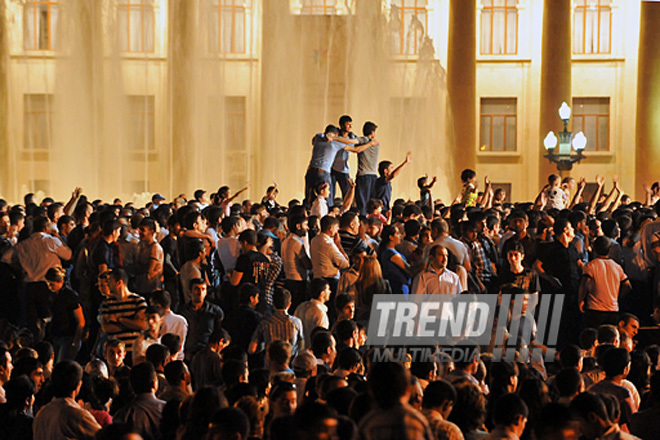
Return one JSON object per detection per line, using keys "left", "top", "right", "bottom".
{"left": 263, "top": 252, "right": 283, "bottom": 306}
{"left": 466, "top": 239, "right": 494, "bottom": 283}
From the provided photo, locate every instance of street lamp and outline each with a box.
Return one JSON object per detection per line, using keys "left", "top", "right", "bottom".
{"left": 543, "top": 102, "right": 587, "bottom": 171}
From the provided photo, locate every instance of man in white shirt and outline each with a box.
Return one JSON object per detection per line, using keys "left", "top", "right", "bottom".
{"left": 412, "top": 245, "right": 462, "bottom": 295}
{"left": 294, "top": 278, "right": 331, "bottom": 349}
{"left": 150, "top": 290, "right": 188, "bottom": 360}
{"left": 310, "top": 216, "right": 349, "bottom": 281}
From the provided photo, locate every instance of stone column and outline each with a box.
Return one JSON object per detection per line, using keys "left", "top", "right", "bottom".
{"left": 446, "top": 0, "right": 476, "bottom": 183}
{"left": 539, "top": 0, "right": 572, "bottom": 185}
{"left": 636, "top": 1, "right": 660, "bottom": 199}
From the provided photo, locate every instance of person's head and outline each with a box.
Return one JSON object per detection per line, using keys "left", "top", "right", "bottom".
{"left": 288, "top": 215, "right": 308, "bottom": 237}
{"left": 150, "top": 289, "right": 172, "bottom": 311}
{"left": 311, "top": 331, "right": 337, "bottom": 365}
{"left": 238, "top": 283, "right": 260, "bottom": 308}
{"left": 164, "top": 360, "right": 190, "bottom": 387}
{"left": 422, "top": 380, "right": 456, "bottom": 419}
{"left": 4, "top": 375, "right": 36, "bottom": 411}
{"left": 508, "top": 210, "right": 529, "bottom": 234}
{"left": 548, "top": 174, "right": 561, "bottom": 187}
{"left": 108, "top": 268, "right": 129, "bottom": 296}
{"left": 334, "top": 319, "right": 359, "bottom": 347}
{"left": 618, "top": 313, "right": 640, "bottom": 339}
{"left": 378, "top": 161, "right": 394, "bottom": 178}
{"left": 428, "top": 244, "right": 449, "bottom": 270}
{"left": 338, "top": 115, "right": 352, "bottom": 132}
{"left": 553, "top": 217, "right": 575, "bottom": 242}
{"left": 155, "top": 337, "right": 176, "bottom": 363}
{"left": 51, "top": 360, "right": 83, "bottom": 398}
{"left": 492, "top": 393, "right": 528, "bottom": 436}
{"left": 461, "top": 169, "right": 477, "bottom": 184}
{"left": 590, "top": 236, "right": 611, "bottom": 259}
{"left": 570, "top": 392, "right": 611, "bottom": 440}
{"left": 190, "top": 278, "right": 207, "bottom": 305}
{"left": 555, "top": 368, "right": 584, "bottom": 398}
{"left": 597, "top": 325, "right": 619, "bottom": 346}
{"left": 506, "top": 241, "right": 525, "bottom": 270}
{"left": 13, "top": 356, "right": 45, "bottom": 392}
{"left": 309, "top": 278, "right": 331, "bottom": 303}
{"left": 368, "top": 362, "right": 410, "bottom": 408}
{"left": 273, "top": 288, "right": 292, "bottom": 311}
{"left": 138, "top": 217, "right": 157, "bottom": 242}
{"left": 324, "top": 124, "right": 340, "bottom": 139}
{"left": 101, "top": 219, "right": 122, "bottom": 241}
{"left": 130, "top": 361, "right": 158, "bottom": 394}
{"left": 363, "top": 121, "right": 377, "bottom": 137}
{"left": 339, "top": 211, "right": 360, "bottom": 235}
{"left": 600, "top": 347, "right": 630, "bottom": 379}
{"left": 145, "top": 305, "right": 164, "bottom": 334}
{"left": 335, "top": 293, "right": 355, "bottom": 321}
{"left": 560, "top": 344, "right": 584, "bottom": 370}
{"left": 222, "top": 359, "right": 249, "bottom": 387}
{"left": 320, "top": 215, "right": 340, "bottom": 235}
{"left": 269, "top": 381, "right": 298, "bottom": 417}
{"left": 580, "top": 327, "right": 599, "bottom": 353}
{"left": 207, "top": 407, "right": 250, "bottom": 440}
{"left": 104, "top": 339, "right": 126, "bottom": 369}
{"left": 45, "top": 266, "right": 66, "bottom": 292}
{"left": 57, "top": 215, "right": 76, "bottom": 236}
{"left": 448, "top": 381, "right": 487, "bottom": 434}
{"left": 335, "top": 347, "right": 362, "bottom": 374}
{"left": 267, "top": 340, "right": 292, "bottom": 368}
{"left": 379, "top": 224, "right": 401, "bottom": 250}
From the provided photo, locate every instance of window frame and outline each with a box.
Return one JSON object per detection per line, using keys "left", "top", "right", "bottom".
{"left": 479, "top": 97, "right": 518, "bottom": 153}
{"left": 571, "top": 97, "right": 610, "bottom": 152}
{"left": 24, "top": 0, "right": 58, "bottom": 51}
{"left": 300, "top": 0, "right": 337, "bottom": 15}
{"left": 392, "top": 0, "right": 428, "bottom": 56}
{"left": 573, "top": 0, "right": 612, "bottom": 55}
{"left": 480, "top": 0, "right": 518, "bottom": 55}
{"left": 118, "top": 0, "right": 156, "bottom": 53}
{"left": 23, "top": 94, "right": 54, "bottom": 151}
{"left": 127, "top": 95, "right": 156, "bottom": 152}
{"left": 212, "top": 0, "right": 248, "bottom": 54}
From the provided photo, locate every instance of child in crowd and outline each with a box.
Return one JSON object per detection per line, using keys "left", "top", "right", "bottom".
{"left": 417, "top": 174, "right": 437, "bottom": 207}
{"left": 459, "top": 169, "right": 478, "bottom": 207}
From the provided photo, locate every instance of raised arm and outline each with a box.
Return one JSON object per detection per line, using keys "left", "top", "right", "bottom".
{"left": 64, "top": 187, "right": 83, "bottom": 216}
{"left": 386, "top": 152, "right": 412, "bottom": 183}
{"left": 597, "top": 176, "right": 619, "bottom": 214}
{"left": 608, "top": 176, "right": 624, "bottom": 213}
{"left": 227, "top": 183, "right": 250, "bottom": 203}
{"left": 341, "top": 179, "right": 356, "bottom": 213}
{"left": 569, "top": 178, "right": 586, "bottom": 209}
{"left": 587, "top": 175, "right": 605, "bottom": 215}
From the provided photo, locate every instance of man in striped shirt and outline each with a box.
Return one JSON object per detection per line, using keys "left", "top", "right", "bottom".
{"left": 99, "top": 268, "right": 147, "bottom": 360}
{"left": 249, "top": 288, "right": 304, "bottom": 356}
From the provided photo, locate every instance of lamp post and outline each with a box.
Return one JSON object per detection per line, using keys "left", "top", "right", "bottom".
{"left": 543, "top": 102, "right": 587, "bottom": 171}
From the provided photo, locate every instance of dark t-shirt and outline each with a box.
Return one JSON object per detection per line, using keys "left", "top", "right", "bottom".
{"left": 49, "top": 286, "right": 81, "bottom": 338}
{"left": 235, "top": 250, "right": 270, "bottom": 292}
{"left": 374, "top": 177, "right": 392, "bottom": 212}
{"left": 539, "top": 241, "right": 581, "bottom": 297}
{"left": 90, "top": 239, "right": 118, "bottom": 278}
{"left": 222, "top": 305, "right": 263, "bottom": 352}
{"left": 498, "top": 268, "right": 541, "bottom": 293}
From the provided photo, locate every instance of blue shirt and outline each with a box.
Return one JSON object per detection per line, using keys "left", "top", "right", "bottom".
{"left": 332, "top": 132, "right": 360, "bottom": 174}
{"left": 308, "top": 134, "right": 346, "bottom": 173}
{"left": 380, "top": 248, "right": 410, "bottom": 295}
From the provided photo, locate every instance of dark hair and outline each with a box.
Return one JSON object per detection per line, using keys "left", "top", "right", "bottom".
{"left": 448, "top": 381, "right": 487, "bottom": 433}
{"left": 570, "top": 392, "right": 610, "bottom": 422}
{"left": 288, "top": 215, "right": 307, "bottom": 234}
{"left": 461, "top": 169, "right": 476, "bottom": 183}
{"left": 151, "top": 290, "right": 172, "bottom": 309}
{"left": 145, "top": 343, "right": 170, "bottom": 369}
{"left": 553, "top": 217, "right": 571, "bottom": 237}
{"left": 335, "top": 294, "right": 355, "bottom": 314}
{"left": 600, "top": 347, "right": 630, "bottom": 378}
{"left": 4, "top": 375, "right": 36, "bottom": 409}
{"left": 580, "top": 327, "right": 598, "bottom": 349}
{"left": 263, "top": 216, "right": 280, "bottom": 231}
{"left": 555, "top": 368, "right": 583, "bottom": 397}
{"left": 363, "top": 121, "right": 377, "bottom": 136}
{"left": 222, "top": 359, "right": 249, "bottom": 387}
{"left": 57, "top": 214, "right": 73, "bottom": 231}
{"left": 108, "top": 268, "right": 129, "bottom": 286}
{"left": 403, "top": 219, "right": 421, "bottom": 238}
{"left": 378, "top": 161, "right": 392, "bottom": 177}
{"left": 221, "top": 216, "right": 241, "bottom": 235}
{"left": 324, "top": 125, "right": 339, "bottom": 135}
{"left": 164, "top": 360, "right": 188, "bottom": 385}
{"left": 51, "top": 360, "right": 83, "bottom": 398}
{"left": 101, "top": 219, "right": 121, "bottom": 237}
{"left": 320, "top": 215, "right": 339, "bottom": 233}
{"left": 334, "top": 319, "right": 357, "bottom": 343}
{"left": 273, "top": 288, "right": 292, "bottom": 310}
{"left": 311, "top": 331, "right": 334, "bottom": 359}
{"left": 338, "top": 115, "right": 352, "bottom": 127}
{"left": 238, "top": 283, "right": 259, "bottom": 305}
{"left": 559, "top": 344, "right": 582, "bottom": 369}
{"left": 309, "top": 278, "right": 330, "bottom": 300}
{"left": 189, "top": 277, "right": 206, "bottom": 291}
{"left": 492, "top": 393, "right": 528, "bottom": 426}
{"left": 208, "top": 407, "right": 250, "bottom": 440}
{"left": 422, "top": 380, "right": 456, "bottom": 409}
{"left": 593, "top": 236, "right": 612, "bottom": 257}
{"left": 130, "top": 362, "right": 157, "bottom": 394}
{"left": 32, "top": 216, "right": 50, "bottom": 233}
{"left": 238, "top": 229, "right": 258, "bottom": 246}
{"left": 160, "top": 333, "right": 183, "bottom": 365}
{"left": 336, "top": 347, "right": 361, "bottom": 371}
{"left": 368, "top": 362, "right": 409, "bottom": 408}
{"left": 597, "top": 325, "right": 619, "bottom": 344}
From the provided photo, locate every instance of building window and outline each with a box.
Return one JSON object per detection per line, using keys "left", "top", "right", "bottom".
{"left": 127, "top": 96, "right": 155, "bottom": 150}
{"left": 391, "top": 0, "right": 428, "bottom": 55}
{"left": 573, "top": 0, "right": 611, "bottom": 54}
{"left": 572, "top": 97, "right": 609, "bottom": 151}
{"left": 118, "top": 0, "right": 155, "bottom": 53}
{"left": 210, "top": 0, "right": 247, "bottom": 54}
{"left": 480, "top": 98, "right": 517, "bottom": 152}
{"left": 24, "top": 94, "right": 53, "bottom": 150}
{"left": 301, "top": 0, "right": 336, "bottom": 15}
{"left": 24, "top": 1, "right": 58, "bottom": 50}
{"left": 480, "top": 0, "right": 517, "bottom": 55}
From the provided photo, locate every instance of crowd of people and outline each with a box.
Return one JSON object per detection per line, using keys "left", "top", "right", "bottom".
{"left": 1, "top": 115, "right": 660, "bottom": 439}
